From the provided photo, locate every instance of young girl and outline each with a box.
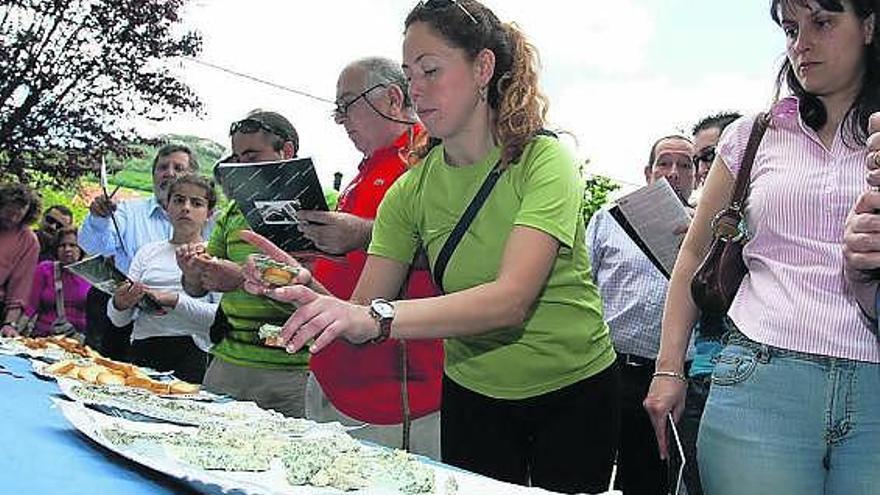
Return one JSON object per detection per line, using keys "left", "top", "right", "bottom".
{"left": 109, "top": 175, "right": 220, "bottom": 383}
{"left": 645, "top": 1, "right": 880, "bottom": 493}
{"left": 240, "top": 1, "right": 617, "bottom": 492}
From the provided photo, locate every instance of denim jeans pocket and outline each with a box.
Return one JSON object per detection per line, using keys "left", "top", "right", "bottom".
{"left": 711, "top": 343, "right": 758, "bottom": 386}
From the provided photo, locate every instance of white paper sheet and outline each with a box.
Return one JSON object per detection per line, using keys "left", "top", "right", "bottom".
{"left": 612, "top": 178, "right": 692, "bottom": 277}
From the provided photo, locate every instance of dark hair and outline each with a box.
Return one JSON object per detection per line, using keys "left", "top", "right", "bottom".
{"left": 647, "top": 135, "right": 693, "bottom": 166}
{"left": 692, "top": 111, "right": 743, "bottom": 135}
{"left": 236, "top": 109, "right": 300, "bottom": 155}
{"left": 0, "top": 182, "right": 41, "bottom": 227}
{"left": 166, "top": 174, "right": 218, "bottom": 211}
{"left": 45, "top": 204, "right": 73, "bottom": 220}
{"left": 405, "top": 0, "right": 549, "bottom": 167}
{"left": 771, "top": 0, "right": 880, "bottom": 146}
{"left": 151, "top": 143, "right": 199, "bottom": 174}
{"left": 54, "top": 227, "right": 85, "bottom": 260}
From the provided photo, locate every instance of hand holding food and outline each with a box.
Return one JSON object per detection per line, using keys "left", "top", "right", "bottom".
{"left": 253, "top": 255, "right": 300, "bottom": 286}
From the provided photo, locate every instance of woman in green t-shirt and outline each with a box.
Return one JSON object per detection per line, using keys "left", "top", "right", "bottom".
{"left": 241, "top": 1, "right": 617, "bottom": 492}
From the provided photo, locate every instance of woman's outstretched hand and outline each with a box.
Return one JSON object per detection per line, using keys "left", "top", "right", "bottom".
{"left": 239, "top": 230, "right": 380, "bottom": 354}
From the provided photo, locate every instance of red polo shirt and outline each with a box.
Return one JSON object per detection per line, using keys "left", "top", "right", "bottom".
{"left": 310, "top": 124, "right": 443, "bottom": 424}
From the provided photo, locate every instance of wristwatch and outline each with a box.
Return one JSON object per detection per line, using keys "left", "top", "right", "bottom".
{"left": 368, "top": 298, "right": 395, "bottom": 344}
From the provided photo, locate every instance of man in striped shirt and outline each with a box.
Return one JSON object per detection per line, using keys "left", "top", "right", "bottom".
{"left": 586, "top": 135, "right": 695, "bottom": 495}
{"left": 178, "top": 110, "right": 311, "bottom": 417}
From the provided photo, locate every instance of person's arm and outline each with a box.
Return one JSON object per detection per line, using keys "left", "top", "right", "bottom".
{"left": 108, "top": 245, "right": 148, "bottom": 326}
{"left": 843, "top": 112, "right": 880, "bottom": 318}
{"left": 370, "top": 225, "right": 558, "bottom": 336}
{"left": 180, "top": 206, "right": 227, "bottom": 297}
{"left": 297, "top": 210, "right": 374, "bottom": 255}
{"left": 259, "top": 225, "right": 559, "bottom": 353}
{"left": 1, "top": 233, "right": 39, "bottom": 336}
{"left": 643, "top": 156, "right": 735, "bottom": 458}
{"left": 106, "top": 294, "right": 136, "bottom": 327}
{"left": 170, "top": 292, "right": 219, "bottom": 328}
{"left": 177, "top": 242, "right": 209, "bottom": 297}
{"left": 79, "top": 199, "right": 129, "bottom": 258}
{"left": 843, "top": 190, "right": 880, "bottom": 319}
{"left": 260, "top": 138, "right": 577, "bottom": 352}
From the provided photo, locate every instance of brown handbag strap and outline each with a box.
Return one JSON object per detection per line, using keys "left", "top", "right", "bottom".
{"left": 729, "top": 112, "right": 770, "bottom": 210}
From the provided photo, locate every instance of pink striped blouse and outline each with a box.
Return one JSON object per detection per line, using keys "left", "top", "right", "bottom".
{"left": 720, "top": 97, "right": 879, "bottom": 363}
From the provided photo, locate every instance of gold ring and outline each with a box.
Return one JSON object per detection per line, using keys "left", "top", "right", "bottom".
{"left": 874, "top": 152, "right": 880, "bottom": 167}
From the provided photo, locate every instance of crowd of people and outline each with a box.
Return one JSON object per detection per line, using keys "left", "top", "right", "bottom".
{"left": 1, "top": 0, "right": 879, "bottom": 493}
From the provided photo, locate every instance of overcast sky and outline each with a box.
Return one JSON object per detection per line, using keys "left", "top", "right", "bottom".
{"left": 141, "top": 1, "right": 785, "bottom": 193}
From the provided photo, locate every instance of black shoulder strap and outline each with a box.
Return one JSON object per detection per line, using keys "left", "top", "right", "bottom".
{"left": 433, "top": 160, "right": 503, "bottom": 293}
{"left": 535, "top": 128, "right": 558, "bottom": 139}
{"left": 431, "top": 130, "right": 558, "bottom": 292}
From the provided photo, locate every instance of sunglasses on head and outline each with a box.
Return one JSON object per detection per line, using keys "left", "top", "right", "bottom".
{"left": 694, "top": 146, "right": 716, "bottom": 166}
{"left": 229, "top": 118, "right": 289, "bottom": 140}
{"left": 417, "top": 0, "right": 478, "bottom": 24}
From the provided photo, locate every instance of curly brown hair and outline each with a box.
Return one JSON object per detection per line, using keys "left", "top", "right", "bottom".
{"left": 405, "top": 0, "right": 549, "bottom": 168}
{"left": 0, "top": 182, "right": 41, "bottom": 227}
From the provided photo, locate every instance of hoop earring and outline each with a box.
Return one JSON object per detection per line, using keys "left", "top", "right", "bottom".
{"left": 495, "top": 71, "right": 511, "bottom": 97}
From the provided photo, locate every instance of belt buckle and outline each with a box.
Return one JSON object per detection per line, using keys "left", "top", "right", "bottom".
{"left": 624, "top": 354, "right": 645, "bottom": 368}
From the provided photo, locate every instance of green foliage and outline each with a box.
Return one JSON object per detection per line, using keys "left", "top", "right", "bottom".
{"left": 582, "top": 174, "right": 620, "bottom": 225}
{"left": 30, "top": 133, "right": 227, "bottom": 228}
{"left": 38, "top": 186, "right": 90, "bottom": 226}
{"left": 0, "top": 0, "right": 203, "bottom": 184}
{"left": 324, "top": 189, "right": 340, "bottom": 211}
{"left": 105, "top": 134, "right": 226, "bottom": 192}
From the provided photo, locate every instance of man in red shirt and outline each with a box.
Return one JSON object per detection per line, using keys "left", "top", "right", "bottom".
{"left": 297, "top": 57, "right": 443, "bottom": 459}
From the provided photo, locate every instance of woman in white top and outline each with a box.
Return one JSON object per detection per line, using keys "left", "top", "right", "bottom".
{"left": 109, "top": 175, "right": 219, "bottom": 383}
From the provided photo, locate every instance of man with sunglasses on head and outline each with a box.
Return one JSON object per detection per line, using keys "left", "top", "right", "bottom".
{"left": 292, "top": 58, "right": 443, "bottom": 458}
{"left": 587, "top": 135, "right": 696, "bottom": 495}
{"left": 177, "top": 109, "right": 312, "bottom": 417}
{"left": 35, "top": 205, "right": 73, "bottom": 261}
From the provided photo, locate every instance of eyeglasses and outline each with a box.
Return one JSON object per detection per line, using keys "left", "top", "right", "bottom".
{"left": 417, "top": 0, "right": 478, "bottom": 25}
{"left": 694, "top": 146, "right": 716, "bottom": 167}
{"left": 332, "top": 84, "right": 385, "bottom": 122}
{"left": 229, "top": 118, "right": 289, "bottom": 140}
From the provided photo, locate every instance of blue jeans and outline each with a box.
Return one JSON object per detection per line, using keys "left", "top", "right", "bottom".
{"left": 680, "top": 374, "right": 710, "bottom": 495}
{"left": 698, "top": 331, "right": 880, "bottom": 495}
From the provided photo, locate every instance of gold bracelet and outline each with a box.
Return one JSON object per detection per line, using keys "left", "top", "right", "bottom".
{"left": 652, "top": 370, "right": 687, "bottom": 382}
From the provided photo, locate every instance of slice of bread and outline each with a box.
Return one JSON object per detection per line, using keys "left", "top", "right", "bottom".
{"left": 78, "top": 365, "right": 104, "bottom": 384}
{"left": 45, "top": 360, "right": 76, "bottom": 375}
{"left": 97, "top": 372, "right": 125, "bottom": 386}
{"left": 169, "top": 381, "right": 200, "bottom": 394}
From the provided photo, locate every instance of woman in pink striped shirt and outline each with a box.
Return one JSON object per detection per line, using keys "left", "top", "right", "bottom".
{"left": 645, "top": 1, "right": 880, "bottom": 493}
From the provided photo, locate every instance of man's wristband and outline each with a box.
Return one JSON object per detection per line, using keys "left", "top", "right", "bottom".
{"left": 652, "top": 370, "right": 687, "bottom": 382}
